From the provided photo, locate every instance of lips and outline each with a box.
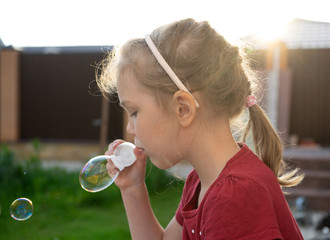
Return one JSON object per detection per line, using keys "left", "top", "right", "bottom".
{"left": 134, "top": 140, "right": 143, "bottom": 150}
{"left": 134, "top": 139, "right": 145, "bottom": 154}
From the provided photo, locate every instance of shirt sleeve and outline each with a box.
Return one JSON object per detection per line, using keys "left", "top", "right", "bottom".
{"left": 202, "top": 175, "right": 283, "bottom": 240}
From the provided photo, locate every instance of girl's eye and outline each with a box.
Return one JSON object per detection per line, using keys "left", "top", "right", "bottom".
{"left": 130, "top": 111, "right": 137, "bottom": 117}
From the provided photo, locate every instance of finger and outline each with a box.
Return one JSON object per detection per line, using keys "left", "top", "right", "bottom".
{"left": 106, "top": 159, "right": 119, "bottom": 177}
{"left": 105, "top": 139, "right": 125, "bottom": 155}
{"left": 134, "top": 148, "right": 147, "bottom": 161}
{"left": 106, "top": 159, "right": 115, "bottom": 171}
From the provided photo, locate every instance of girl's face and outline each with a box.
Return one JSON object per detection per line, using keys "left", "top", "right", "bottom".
{"left": 117, "top": 70, "right": 182, "bottom": 169}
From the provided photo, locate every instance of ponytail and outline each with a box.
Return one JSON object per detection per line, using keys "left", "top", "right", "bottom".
{"left": 243, "top": 104, "right": 304, "bottom": 187}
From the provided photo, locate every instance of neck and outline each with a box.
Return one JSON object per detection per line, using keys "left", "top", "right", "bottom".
{"left": 183, "top": 116, "right": 240, "bottom": 190}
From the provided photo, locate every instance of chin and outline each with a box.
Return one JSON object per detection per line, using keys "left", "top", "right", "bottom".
{"left": 149, "top": 156, "right": 179, "bottom": 170}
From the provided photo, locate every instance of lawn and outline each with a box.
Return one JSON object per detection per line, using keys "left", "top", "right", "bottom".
{"left": 0, "top": 144, "right": 183, "bottom": 239}
{"left": 0, "top": 188, "right": 182, "bottom": 240}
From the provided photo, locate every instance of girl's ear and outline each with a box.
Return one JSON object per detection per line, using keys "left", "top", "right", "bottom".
{"left": 172, "top": 90, "right": 197, "bottom": 127}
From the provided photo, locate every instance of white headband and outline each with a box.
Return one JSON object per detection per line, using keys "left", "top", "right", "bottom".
{"left": 145, "top": 34, "right": 200, "bottom": 108}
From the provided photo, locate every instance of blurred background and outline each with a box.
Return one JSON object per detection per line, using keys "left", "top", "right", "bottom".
{"left": 1, "top": 0, "right": 330, "bottom": 239}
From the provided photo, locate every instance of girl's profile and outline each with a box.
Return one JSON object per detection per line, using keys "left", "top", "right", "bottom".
{"left": 97, "top": 18, "right": 304, "bottom": 240}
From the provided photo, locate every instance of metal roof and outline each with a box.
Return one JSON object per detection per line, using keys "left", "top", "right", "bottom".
{"left": 21, "top": 45, "right": 113, "bottom": 54}
{"left": 244, "top": 18, "right": 330, "bottom": 49}
{"left": 284, "top": 18, "right": 330, "bottom": 49}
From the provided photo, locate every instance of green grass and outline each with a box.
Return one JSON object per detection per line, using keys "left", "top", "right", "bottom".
{"left": 0, "top": 187, "right": 182, "bottom": 240}
{"left": 0, "top": 143, "right": 183, "bottom": 239}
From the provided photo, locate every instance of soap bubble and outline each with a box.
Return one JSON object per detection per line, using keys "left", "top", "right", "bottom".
{"left": 10, "top": 198, "right": 34, "bottom": 221}
{"left": 79, "top": 142, "right": 136, "bottom": 193}
{"left": 79, "top": 155, "right": 119, "bottom": 192}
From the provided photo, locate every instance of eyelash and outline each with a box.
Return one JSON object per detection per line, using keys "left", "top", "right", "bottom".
{"left": 130, "top": 111, "right": 137, "bottom": 117}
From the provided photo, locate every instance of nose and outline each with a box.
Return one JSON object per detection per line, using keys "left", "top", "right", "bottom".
{"left": 126, "top": 118, "right": 135, "bottom": 136}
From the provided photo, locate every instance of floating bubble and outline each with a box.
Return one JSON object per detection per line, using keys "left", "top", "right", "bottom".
{"left": 10, "top": 198, "right": 34, "bottom": 221}
{"left": 79, "top": 142, "right": 136, "bottom": 192}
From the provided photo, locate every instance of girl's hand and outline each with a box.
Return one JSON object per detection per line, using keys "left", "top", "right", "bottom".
{"left": 105, "top": 140, "right": 148, "bottom": 191}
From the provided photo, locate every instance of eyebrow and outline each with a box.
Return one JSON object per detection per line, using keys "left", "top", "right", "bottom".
{"left": 119, "top": 100, "right": 134, "bottom": 109}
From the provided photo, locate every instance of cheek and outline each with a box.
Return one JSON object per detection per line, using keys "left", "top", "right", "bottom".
{"left": 134, "top": 110, "right": 179, "bottom": 160}
{"left": 136, "top": 113, "right": 169, "bottom": 138}
{"left": 134, "top": 117, "right": 165, "bottom": 147}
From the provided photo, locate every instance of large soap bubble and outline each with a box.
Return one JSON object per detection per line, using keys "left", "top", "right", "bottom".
{"left": 80, "top": 142, "right": 136, "bottom": 192}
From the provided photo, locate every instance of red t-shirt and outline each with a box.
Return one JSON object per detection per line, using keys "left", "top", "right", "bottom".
{"left": 175, "top": 144, "right": 303, "bottom": 240}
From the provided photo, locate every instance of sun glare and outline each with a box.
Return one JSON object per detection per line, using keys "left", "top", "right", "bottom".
{"left": 0, "top": 0, "right": 329, "bottom": 47}
{"left": 254, "top": 19, "right": 290, "bottom": 43}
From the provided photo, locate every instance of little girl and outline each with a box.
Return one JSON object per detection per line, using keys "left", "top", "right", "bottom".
{"left": 98, "top": 18, "right": 304, "bottom": 240}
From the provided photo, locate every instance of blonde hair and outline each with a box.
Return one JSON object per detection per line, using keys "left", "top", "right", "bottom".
{"left": 97, "top": 18, "right": 303, "bottom": 187}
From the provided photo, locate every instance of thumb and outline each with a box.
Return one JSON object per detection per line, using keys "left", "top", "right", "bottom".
{"left": 134, "top": 148, "right": 147, "bottom": 162}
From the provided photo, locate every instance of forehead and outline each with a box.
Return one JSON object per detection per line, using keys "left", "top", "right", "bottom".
{"left": 117, "top": 69, "right": 152, "bottom": 105}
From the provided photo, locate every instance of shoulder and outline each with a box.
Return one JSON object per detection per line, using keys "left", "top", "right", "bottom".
{"left": 225, "top": 144, "right": 280, "bottom": 188}
{"left": 201, "top": 176, "right": 283, "bottom": 239}
{"left": 211, "top": 148, "right": 284, "bottom": 214}
{"left": 210, "top": 174, "right": 273, "bottom": 207}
